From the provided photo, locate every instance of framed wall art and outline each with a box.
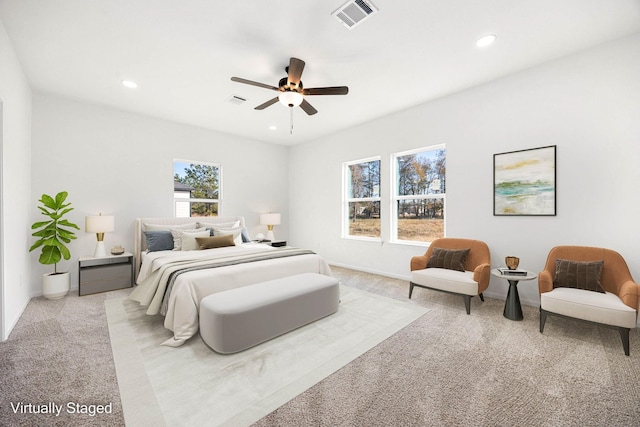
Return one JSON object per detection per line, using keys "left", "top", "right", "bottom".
{"left": 493, "top": 145, "right": 556, "bottom": 216}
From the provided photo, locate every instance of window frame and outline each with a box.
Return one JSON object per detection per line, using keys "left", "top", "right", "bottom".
{"left": 342, "top": 156, "right": 382, "bottom": 241}
{"left": 173, "top": 159, "right": 222, "bottom": 218}
{"left": 390, "top": 144, "right": 446, "bottom": 245}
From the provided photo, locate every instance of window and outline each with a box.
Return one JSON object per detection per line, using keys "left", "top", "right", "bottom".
{"left": 173, "top": 160, "right": 221, "bottom": 217}
{"left": 343, "top": 157, "right": 381, "bottom": 239}
{"left": 392, "top": 145, "right": 446, "bottom": 243}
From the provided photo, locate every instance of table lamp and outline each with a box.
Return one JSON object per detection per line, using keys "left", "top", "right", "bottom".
{"left": 85, "top": 214, "right": 115, "bottom": 257}
{"left": 260, "top": 213, "right": 281, "bottom": 242}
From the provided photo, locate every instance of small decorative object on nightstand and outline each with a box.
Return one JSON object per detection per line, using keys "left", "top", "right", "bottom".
{"left": 505, "top": 256, "right": 520, "bottom": 270}
{"left": 78, "top": 252, "right": 134, "bottom": 296}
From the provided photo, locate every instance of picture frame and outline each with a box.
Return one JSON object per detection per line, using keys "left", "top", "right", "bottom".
{"left": 493, "top": 145, "right": 556, "bottom": 216}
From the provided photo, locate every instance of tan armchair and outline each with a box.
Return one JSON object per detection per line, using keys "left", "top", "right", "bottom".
{"left": 539, "top": 246, "right": 639, "bottom": 356}
{"left": 409, "top": 238, "right": 491, "bottom": 314}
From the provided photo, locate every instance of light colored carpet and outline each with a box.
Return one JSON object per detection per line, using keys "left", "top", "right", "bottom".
{"left": 255, "top": 267, "right": 640, "bottom": 426}
{"left": 106, "top": 284, "right": 429, "bottom": 427}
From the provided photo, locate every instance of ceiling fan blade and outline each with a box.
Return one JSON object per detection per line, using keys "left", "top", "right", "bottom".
{"left": 287, "top": 57, "right": 305, "bottom": 87}
{"left": 255, "top": 97, "right": 279, "bottom": 110}
{"left": 303, "top": 86, "right": 349, "bottom": 96}
{"left": 299, "top": 99, "right": 318, "bottom": 116}
{"left": 231, "top": 77, "right": 279, "bottom": 91}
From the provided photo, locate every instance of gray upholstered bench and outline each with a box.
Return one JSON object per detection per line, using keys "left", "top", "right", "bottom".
{"left": 199, "top": 273, "right": 340, "bottom": 354}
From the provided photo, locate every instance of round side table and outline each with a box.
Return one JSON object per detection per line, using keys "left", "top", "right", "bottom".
{"left": 491, "top": 269, "right": 538, "bottom": 321}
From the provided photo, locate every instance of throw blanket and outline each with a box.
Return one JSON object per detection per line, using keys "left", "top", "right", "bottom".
{"left": 160, "top": 248, "right": 315, "bottom": 315}
{"left": 130, "top": 247, "right": 314, "bottom": 316}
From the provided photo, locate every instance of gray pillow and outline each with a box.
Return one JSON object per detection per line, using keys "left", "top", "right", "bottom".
{"left": 427, "top": 247, "right": 470, "bottom": 272}
{"left": 553, "top": 259, "right": 605, "bottom": 293}
{"left": 144, "top": 230, "right": 174, "bottom": 252}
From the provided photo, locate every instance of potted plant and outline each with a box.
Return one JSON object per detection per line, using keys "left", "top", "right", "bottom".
{"left": 29, "top": 191, "right": 80, "bottom": 299}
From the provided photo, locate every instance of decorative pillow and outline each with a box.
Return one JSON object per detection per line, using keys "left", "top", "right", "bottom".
{"left": 197, "top": 220, "right": 240, "bottom": 230}
{"left": 177, "top": 229, "right": 211, "bottom": 251}
{"left": 240, "top": 227, "right": 251, "bottom": 243}
{"left": 170, "top": 227, "right": 207, "bottom": 251}
{"left": 195, "top": 234, "right": 235, "bottom": 250}
{"left": 143, "top": 230, "right": 174, "bottom": 252}
{"left": 553, "top": 259, "right": 605, "bottom": 293}
{"left": 426, "top": 247, "right": 470, "bottom": 272}
{"left": 214, "top": 228, "right": 243, "bottom": 246}
{"left": 144, "top": 222, "right": 197, "bottom": 232}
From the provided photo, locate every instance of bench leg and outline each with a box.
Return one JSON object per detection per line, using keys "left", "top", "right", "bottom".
{"left": 463, "top": 295, "right": 471, "bottom": 315}
{"left": 619, "top": 327, "right": 630, "bottom": 356}
{"left": 479, "top": 293, "right": 484, "bottom": 302}
{"left": 540, "top": 308, "right": 547, "bottom": 333}
{"left": 409, "top": 282, "right": 414, "bottom": 299}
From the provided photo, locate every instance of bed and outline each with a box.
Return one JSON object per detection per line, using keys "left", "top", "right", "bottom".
{"left": 129, "top": 216, "right": 332, "bottom": 347}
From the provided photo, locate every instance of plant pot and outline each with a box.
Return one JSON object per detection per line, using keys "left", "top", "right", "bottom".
{"left": 43, "top": 272, "right": 70, "bottom": 300}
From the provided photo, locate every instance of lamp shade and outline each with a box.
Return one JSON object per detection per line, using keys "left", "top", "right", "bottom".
{"left": 260, "top": 213, "right": 281, "bottom": 226}
{"left": 278, "top": 92, "right": 303, "bottom": 107}
{"left": 85, "top": 215, "right": 115, "bottom": 233}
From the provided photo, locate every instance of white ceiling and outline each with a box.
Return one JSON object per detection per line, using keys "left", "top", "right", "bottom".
{"left": 1, "top": 0, "right": 639, "bottom": 145}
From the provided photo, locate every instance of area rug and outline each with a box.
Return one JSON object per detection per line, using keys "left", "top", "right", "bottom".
{"left": 105, "top": 285, "right": 428, "bottom": 427}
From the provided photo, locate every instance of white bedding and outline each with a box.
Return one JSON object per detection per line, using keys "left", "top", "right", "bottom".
{"left": 129, "top": 243, "right": 332, "bottom": 347}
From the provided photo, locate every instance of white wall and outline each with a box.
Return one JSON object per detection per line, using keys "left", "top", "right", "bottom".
{"left": 0, "top": 18, "right": 32, "bottom": 340}
{"left": 289, "top": 33, "right": 640, "bottom": 308}
{"left": 30, "top": 94, "right": 289, "bottom": 294}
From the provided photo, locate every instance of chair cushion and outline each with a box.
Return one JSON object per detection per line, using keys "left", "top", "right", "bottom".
{"left": 553, "top": 259, "right": 604, "bottom": 293}
{"left": 427, "top": 248, "right": 470, "bottom": 272}
{"left": 411, "top": 268, "right": 478, "bottom": 296}
{"left": 541, "top": 287, "right": 636, "bottom": 328}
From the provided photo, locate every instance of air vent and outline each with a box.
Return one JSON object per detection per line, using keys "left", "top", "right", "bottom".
{"left": 332, "top": 0, "right": 378, "bottom": 30}
{"left": 226, "top": 95, "right": 246, "bottom": 105}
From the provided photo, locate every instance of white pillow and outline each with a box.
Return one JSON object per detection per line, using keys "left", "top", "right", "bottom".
{"left": 171, "top": 227, "right": 207, "bottom": 251}
{"left": 197, "top": 220, "right": 240, "bottom": 229}
{"left": 179, "top": 229, "right": 212, "bottom": 251}
{"left": 144, "top": 222, "right": 197, "bottom": 232}
{"left": 214, "top": 228, "right": 242, "bottom": 246}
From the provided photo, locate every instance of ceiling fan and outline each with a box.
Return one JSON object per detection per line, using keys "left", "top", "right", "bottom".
{"left": 231, "top": 57, "right": 348, "bottom": 116}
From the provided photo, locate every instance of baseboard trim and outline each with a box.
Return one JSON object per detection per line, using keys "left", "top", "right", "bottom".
{"left": 328, "top": 261, "right": 410, "bottom": 281}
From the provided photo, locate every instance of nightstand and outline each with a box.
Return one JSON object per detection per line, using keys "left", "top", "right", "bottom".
{"left": 78, "top": 252, "right": 134, "bottom": 296}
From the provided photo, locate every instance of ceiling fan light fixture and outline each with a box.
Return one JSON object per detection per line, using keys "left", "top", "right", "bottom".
{"left": 278, "top": 91, "right": 304, "bottom": 107}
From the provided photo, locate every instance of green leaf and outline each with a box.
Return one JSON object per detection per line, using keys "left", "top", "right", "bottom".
{"left": 40, "top": 194, "right": 57, "bottom": 210}
{"left": 58, "top": 219, "right": 80, "bottom": 230}
{"left": 31, "top": 220, "right": 52, "bottom": 230}
{"left": 32, "top": 229, "right": 53, "bottom": 238}
{"left": 39, "top": 245, "right": 61, "bottom": 265}
{"left": 54, "top": 191, "right": 68, "bottom": 208}
{"left": 58, "top": 207, "right": 73, "bottom": 217}
{"left": 59, "top": 244, "right": 71, "bottom": 260}
{"left": 29, "top": 240, "right": 44, "bottom": 252}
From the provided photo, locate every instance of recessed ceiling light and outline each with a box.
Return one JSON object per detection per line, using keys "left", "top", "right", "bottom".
{"left": 476, "top": 34, "right": 497, "bottom": 48}
{"left": 121, "top": 80, "right": 138, "bottom": 89}
{"left": 269, "top": 125, "right": 278, "bottom": 131}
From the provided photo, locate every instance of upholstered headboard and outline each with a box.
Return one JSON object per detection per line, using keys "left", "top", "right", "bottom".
{"left": 134, "top": 216, "right": 245, "bottom": 277}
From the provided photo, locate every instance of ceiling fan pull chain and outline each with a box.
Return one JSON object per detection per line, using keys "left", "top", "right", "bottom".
{"left": 290, "top": 107, "right": 294, "bottom": 135}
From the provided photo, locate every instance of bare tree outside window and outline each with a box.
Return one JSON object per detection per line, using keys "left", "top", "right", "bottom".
{"left": 393, "top": 146, "right": 446, "bottom": 242}
{"left": 345, "top": 158, "right": 381, "bottom": 238}
{"left": 173, "top": 160, "right": 220, "bottom": 217}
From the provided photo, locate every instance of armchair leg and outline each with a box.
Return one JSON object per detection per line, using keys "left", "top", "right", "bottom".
{"left": 619, "top": 327, "right": 630, "bottom": 356}
{"left": 409, "top": 282, "right": 414, "bottom": 299}
{"left": 540, "top": 308, "right": 547, "bottom": 333}
{"left": 479, "top": 293, "right": 484, "bottom": 302}
{"left": 463, "top": 295, "right": 471, "bottom": 315}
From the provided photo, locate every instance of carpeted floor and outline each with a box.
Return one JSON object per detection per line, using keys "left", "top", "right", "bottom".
{"left": 2, "top": 266, "right": 640, "bottom": 426}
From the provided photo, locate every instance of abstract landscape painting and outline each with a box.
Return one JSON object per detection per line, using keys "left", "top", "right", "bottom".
{"left": 494, "top": 145, "right": 556, "bottom": 216}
